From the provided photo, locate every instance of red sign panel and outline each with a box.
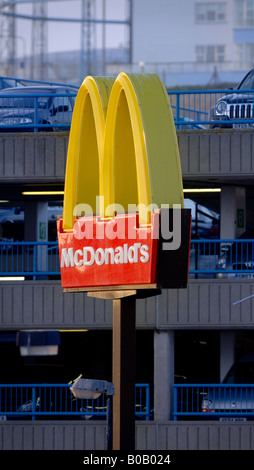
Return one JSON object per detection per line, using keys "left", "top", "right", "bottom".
{"left": 57, "top": 213, "right": 159, "bottom": 289}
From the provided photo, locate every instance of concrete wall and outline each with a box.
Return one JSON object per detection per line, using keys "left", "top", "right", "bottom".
{"left": 1, "top": 421, "right": 253, "bottom": 450}
{"left": 0, "top": 132, "right": 68, "bottom": 182}
{"left": 1, "top": 130, "right": 254, "bottom": 183}
{"left": 1, "top": 128, "right": 254, "bottom": 451}
{"left": 178, "top": 129, "right": 254, "bottom": 182}
{"left": 1, "top": 279, "right": 254, "bottom": 330}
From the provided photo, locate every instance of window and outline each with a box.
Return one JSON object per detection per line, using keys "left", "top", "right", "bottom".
{"left": 196, "top": 45, "right": 205, "bottom": 62}
{"left": 196, "top": 45, "right": 225, "bottom": 62}
{"left": 207, "top": 45, "right": 215, "bottom": 61}
{"left": 196, "top": 2, "right": 226, "bottom": 23}
{"left": 217, "top": 45, "right": 226, "bottom": 62}
{"left": 52, "top": 95, "right": 72, "bottom": 112}
{"left": 235, "top": 43, "right": 254, "bottom": 68}
{"left": 235, "top": 0, "right": 254, "bottom": 27}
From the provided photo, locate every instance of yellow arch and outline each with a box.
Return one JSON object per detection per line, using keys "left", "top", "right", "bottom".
{"left": 101, "top": 73, "right": 184, "bottom": 225}
{"left": 62, "top": 75, "right": 115, "bottom": 230}
{"left": 63, "top": 72, "right": 184, "bottom": 230}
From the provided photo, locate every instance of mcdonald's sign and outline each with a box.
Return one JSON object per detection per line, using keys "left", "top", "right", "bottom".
{"left": 57, "top": 72, "right": 191, "bottom": 291}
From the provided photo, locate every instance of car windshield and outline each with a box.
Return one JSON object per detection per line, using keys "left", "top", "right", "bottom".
{"left": 224, "top": 361, "right": 254, "bottom": 384}
{"left": 0, "top": 92, "right": 52, "bottom": 109}
{"left": 238, "top": 70, "right": 254, "bottom": 90}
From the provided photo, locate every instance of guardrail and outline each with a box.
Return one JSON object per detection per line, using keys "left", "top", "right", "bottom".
{"left": 0, "top": 383, "right": 150, "bottom": 421}
{"left": 173, "top": 384, "right": 254, "bottom": 420}
{"left": 0, "top": 75, "right": 79, "bottom": 90}
{"left": 0, "top": 241, "right": 60, "bottom": 278}
{"left": 189, "top": 238, "right": 254, "bottom": 279}
{"left": 0, "top": 87, "right": 253, "bottom": 130}
{"left": 1, "top": 239, "right": 254, "bottom": 280}
{"left": 0, "top": 92, "right": 77, "bottom": 131}
{"left": 168, "top": 89, "right": 254, "bottom": 129}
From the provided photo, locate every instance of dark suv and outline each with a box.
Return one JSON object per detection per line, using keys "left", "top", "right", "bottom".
{"left": 210, "top": 68, "right": 254, "bottom": 128}
{"left": 0, "top": 85, "right": 77, "bottom": 132}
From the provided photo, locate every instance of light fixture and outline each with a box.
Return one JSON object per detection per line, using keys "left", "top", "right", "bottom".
{"left": 70, "top": 377, "right": 114, "bottom": 450}
{"left": 59, "top": 329, "right": 88, "bottom": 332}
{"left": 17, "top": 330, "right": 61, "bottom": 356}
{"left": 70, "top": 378, "right": 114, "bottom": 400}
{"left": 0, "top": 277, "right": 25, "bottom": 281}
{"left": 22, "top": 191, "right": 64, "bottom": 196}
{"left": 183, "top": 188, "right": 221, "bottom": 193}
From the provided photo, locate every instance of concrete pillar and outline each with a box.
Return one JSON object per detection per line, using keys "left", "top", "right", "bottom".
{"left": 24, "top": 201, "right": 48, "bottom": 277}
{"left": 154, "top": 330, "right": 174, "bottom": 420}
{"left": 220, "top": 186, "right": 246, "bottom": 239}
{"left": 36, "top": 202, "right": 48, "bottom": 242}
{"left": 220, "top": 331, "right": 235, "bottom": 382}
{"left": 24, "top": 201, "right": 48, "bottom": 242}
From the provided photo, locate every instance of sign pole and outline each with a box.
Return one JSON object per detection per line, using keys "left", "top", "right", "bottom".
{"left": 112, "top": 293, "right": 136, "bottom": 450}
{"left": 88, "top": 289, "right": 137, "bottom": 450}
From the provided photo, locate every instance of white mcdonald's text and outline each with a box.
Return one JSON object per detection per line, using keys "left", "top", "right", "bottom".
{"left": 61, "top": 243, "right": 150, "bottom": 268}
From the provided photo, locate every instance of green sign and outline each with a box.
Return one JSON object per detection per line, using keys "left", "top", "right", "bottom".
{"left": 39, "top": 222, "right": 47, "bottom": 240}
{"left": 237, "top": 208, "right": 244, "bottom": 229}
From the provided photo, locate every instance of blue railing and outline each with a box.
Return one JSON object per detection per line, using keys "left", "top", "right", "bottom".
{"left": 0, "top": 92, "right": 77, "bottom": 131}
{"left": 0, "top": 241, "right": 60, "bottom": 278}
{"left": 0, "top": 75, "right": 79, "bottom": 90}
{"left": 0, "top": 383, "right": 150, "bottom": 421}
{"left": 173, "top": 384, "right": 254, "bottom": 420}
{"left": 1, "top": 239, "right": 254, "bottom": 280}
{"left": 0, "top": 85, "right": 253, "bottom": 130}
{"left": 189, "top": 238, "right": 254, "bottom": 278}
{"left": 168, "top": 89, "right": 254, "bottom": 129}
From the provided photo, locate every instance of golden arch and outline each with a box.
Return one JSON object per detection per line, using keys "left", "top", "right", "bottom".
{"left": 62, "top": 72, "right": 184, "bottom": 230}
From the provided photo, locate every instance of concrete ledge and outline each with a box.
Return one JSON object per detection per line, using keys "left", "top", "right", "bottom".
{"left": 0, "top": 131, "right": 69, "bottom": 182}
{"left": 1, "top": 420, "right": 253, "bottom": 450}
{"left": 1, "top": 279, "right": 254, "bottom": 329}
{"left": 1, "top": 129, "right": 254, "bottom": 183}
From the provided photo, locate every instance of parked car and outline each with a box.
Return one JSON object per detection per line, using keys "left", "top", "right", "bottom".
{"left": 201, "top": 352, "right": 254, "bottom": 420}
{"left": 215, "top": 229, "right": 254, "bottom": 279}
{"left": 184, "top": 198, "right": 219, "bottom": 239}
{"left": 176, "top": 117, "right": 207, "bottom": 130}
{"left": 0, "top": 205, "right": 63, "bottom": 241}
{"left": 210, "top": 68, "right": 254, "bottom": 128}
{"left": 0, "top": 85, "right": 77, "bottom": 132}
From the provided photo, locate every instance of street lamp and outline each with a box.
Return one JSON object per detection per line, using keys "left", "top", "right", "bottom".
{"left": 17, "top": 330, "right": 61, "bottom": 356}
{"left": 70, "top": 378, "right": 114, "bottom": 450}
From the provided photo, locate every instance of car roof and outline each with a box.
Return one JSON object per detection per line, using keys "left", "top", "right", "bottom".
{"left": 237, "top": 351, "right": 254, "bottom": 363}
{"left": 0, "top": 85, "right": 75, "bottom": 94}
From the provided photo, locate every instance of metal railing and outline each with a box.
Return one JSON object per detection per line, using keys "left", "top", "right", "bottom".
{"left": 0, "top": 239, "right": 254, "bottom": 279}
{"left": 189, "top": 238, "right": 254, "bottom": 278}
{"left": 168, "top": 89, "right": 254, "bottom": 129}
{"left": 0, "top": 241, "right": 60, "bottom": 278}
{"left": 0, "top": 75, "right": 79, "bottom": 90}
{"left": 0, "top": 85, "right": 253, "bottom": 130}
{"left": 173, "top": 384, "right": 254, "bottom": 420}
{"left": 1, "top": 239, "right": 254, "bottom": 280}
{"left": 0, "top": 383, "right": 150, "bottom": 421}
{"left": 0, "top": 92, "right": 77, "bottom": 131}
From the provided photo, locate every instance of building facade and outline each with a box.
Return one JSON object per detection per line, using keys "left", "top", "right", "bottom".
{"left": 0, "top": 128, "right": 254, "bottom": 450}
{"left": 126, "top": 0, "right": 254, "bottom": 86}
